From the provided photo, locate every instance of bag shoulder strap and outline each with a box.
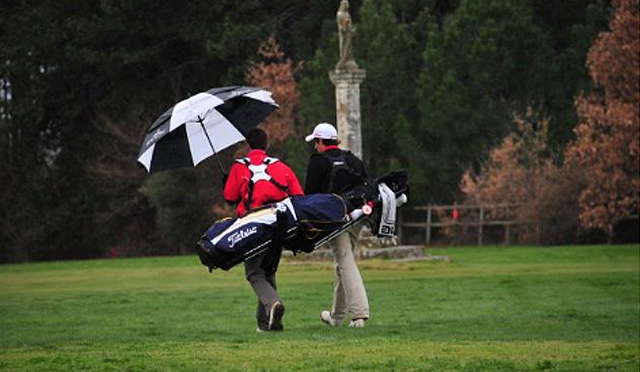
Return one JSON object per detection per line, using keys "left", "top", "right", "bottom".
{"left": 235, "top": 157, "right": 288, "bottom": 213}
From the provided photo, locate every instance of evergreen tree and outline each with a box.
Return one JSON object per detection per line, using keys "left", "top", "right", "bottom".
{"left": 416, "top": 0, "right": 556, "bottom": 203}
{"left": 0, "top": 0, "right": 617, "bottom": 261}
{"left": 528, "top": 0, "right": 611, "bottom": 149}
{"left": 357, "top": 0, "right": 432, "bottom": 175}
{"left": 0, "top": 0, "right": 314, "bottom": 261}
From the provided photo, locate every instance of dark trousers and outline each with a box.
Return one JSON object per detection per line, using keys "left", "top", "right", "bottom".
{"left": 244, "top": 245, "right": 282, "bottom": 330}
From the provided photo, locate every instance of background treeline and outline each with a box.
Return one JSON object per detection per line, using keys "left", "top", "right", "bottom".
{"left": 1, "top": 0, "right": 637, "bottom": 262}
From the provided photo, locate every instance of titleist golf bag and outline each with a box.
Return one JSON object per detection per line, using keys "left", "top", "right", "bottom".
{"left": 196, "top": 170, "right": 409, "bottom": 272}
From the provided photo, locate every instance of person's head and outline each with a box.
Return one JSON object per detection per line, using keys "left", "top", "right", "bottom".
{"left": 305, "top": 123, "right": 339, "bottom": 151}
{"left": 246, "top": 128, "right": 268, "bottom": 150}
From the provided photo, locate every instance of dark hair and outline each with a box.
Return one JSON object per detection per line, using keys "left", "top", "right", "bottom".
{"left": 316, "top": 138, "right": 340, "bottom": 146}
{"left": 247, "top": 128, "right": 268, "bottom": 150}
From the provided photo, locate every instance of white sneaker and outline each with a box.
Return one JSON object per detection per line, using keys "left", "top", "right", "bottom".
{"left": 320, "top": 310, "right": 341, "bottom": 326}
{"left": 348, "top": 319, "right": 365, "bottom": 328}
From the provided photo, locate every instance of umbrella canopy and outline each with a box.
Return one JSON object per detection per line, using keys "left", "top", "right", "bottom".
{"left": 137, "top": 86, "right": 278, "bottom": 174}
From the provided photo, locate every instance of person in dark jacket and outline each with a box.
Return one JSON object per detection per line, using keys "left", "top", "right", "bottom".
{"left": 223, "top": 128, "right": 304, "bottom": 332}
{"left": 304, "top": 122, "right": 370, "bottom": 328}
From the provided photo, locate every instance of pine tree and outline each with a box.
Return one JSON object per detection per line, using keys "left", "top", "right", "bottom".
{"left": 417, "top": 0, "right": 555, "bottom": 203}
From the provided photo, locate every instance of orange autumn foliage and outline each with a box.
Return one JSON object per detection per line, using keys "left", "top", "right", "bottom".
{"left": 460, "top": 111, "right": 586, "bottom": 244}
{"left": 461, "top": 0, "right": 639, "bottom": 242}
{"left": 565, "top": 0, "right": 640, "bottom": 235}
{"left": 460, "top": 111, "right": 556, "bottom": 208}
{"left": 246, "top": 37, "right": 301, "bottom": 144}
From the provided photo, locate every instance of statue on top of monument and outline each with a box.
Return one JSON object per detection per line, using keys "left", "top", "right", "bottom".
{"left": 336, "top": 0, "right": 359, "bottom": 70}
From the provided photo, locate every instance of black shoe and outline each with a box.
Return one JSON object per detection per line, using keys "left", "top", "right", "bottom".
{"left": 268, "top": 301, "right": 285, "bottom": 331}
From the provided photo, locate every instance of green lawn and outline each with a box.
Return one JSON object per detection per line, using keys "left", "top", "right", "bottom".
{"left": 0, "top": 245, "right": 638, "bottom": 371}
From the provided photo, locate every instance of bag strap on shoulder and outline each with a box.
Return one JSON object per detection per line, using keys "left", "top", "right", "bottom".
{"left": 235, "top": 157, "right": 289, "bottom": 213}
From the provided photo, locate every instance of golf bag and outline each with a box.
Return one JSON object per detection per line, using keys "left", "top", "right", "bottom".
{"left": 196, "top": 170, "right": 409, "bottom": 272}
{"left": 196, "top": 194, "right": 347, "bottom": 271}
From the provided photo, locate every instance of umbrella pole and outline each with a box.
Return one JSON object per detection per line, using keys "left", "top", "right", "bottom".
{"left": 198, "top": 117, "right": 227, "bottom": 176}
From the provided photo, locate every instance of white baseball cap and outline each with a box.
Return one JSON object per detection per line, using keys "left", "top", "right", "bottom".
{"left": 305, "top": 122, "right": 338, "bottom": 142}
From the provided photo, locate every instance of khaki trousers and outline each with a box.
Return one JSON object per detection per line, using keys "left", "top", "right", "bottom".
{"left": 327, "top": 226, "right": 369, "bottom": 321}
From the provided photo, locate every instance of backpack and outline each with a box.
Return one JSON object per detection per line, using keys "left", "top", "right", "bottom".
{"left": 322, "top": 150, "right": 367, "bottom": 195}
{"left": 236, "top": 157, "right": 289, "bottom": 213}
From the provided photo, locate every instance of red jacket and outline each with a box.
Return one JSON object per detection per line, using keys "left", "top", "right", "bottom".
{"left": 223, "top": 149, "right": 304, "bottom": 217}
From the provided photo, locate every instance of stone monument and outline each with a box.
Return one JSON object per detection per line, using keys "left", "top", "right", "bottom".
{"left": 329, "top": 0, "right": 366, "bottom": 159}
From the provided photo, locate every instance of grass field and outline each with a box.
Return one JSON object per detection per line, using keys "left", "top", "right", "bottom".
{"left": 0, "top": 245, "right": 638, "bottom": 371}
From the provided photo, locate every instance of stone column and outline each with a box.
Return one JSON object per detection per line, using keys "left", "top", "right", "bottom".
{"left": 330, "top": 0, "right": 365, "bottom": 159}
{"left": 329, "top": 69, "right": 366, "bottom": 158}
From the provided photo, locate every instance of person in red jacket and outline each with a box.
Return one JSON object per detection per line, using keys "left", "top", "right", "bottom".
{"left": 223, "top": 131, "right": 304, "bottom": 218}
{"left": 223, "top": 128, "right": 303, "bottom": 332}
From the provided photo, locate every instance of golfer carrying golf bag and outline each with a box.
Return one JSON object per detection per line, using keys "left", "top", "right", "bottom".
{"left": 223, "top": 128, "right": 304, "bottom": 332}
{"left": 304, "top": 122, "right": 370, "bottom": 328}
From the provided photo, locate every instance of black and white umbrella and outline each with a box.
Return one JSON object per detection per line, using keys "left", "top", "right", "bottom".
{"left": 137, "top": 86, "right": 278, "bottom": 174}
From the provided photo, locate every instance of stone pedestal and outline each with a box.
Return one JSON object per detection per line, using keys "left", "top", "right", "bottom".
{"left": 329, "top": 69, "right": 366, "bottom": 159}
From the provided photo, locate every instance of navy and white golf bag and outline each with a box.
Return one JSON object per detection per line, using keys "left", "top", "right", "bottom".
{"left": 196, "top": 170, "right": 409, "bottom": 272}
{"left": 196, "top": 194, "right": 348, "bottom": 271}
